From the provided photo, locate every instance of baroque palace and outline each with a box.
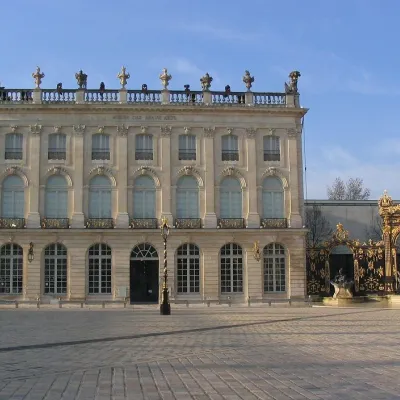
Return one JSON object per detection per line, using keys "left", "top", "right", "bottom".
{"left": 0, "top": 67, "right": 307, "bottom": 304}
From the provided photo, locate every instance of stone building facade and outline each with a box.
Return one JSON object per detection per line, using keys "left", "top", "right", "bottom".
{"left": 0, "top": 68, "right": 308, "bottom": 303}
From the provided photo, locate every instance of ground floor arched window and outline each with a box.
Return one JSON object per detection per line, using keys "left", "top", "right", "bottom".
{"left": 44, "top": 243, "right": 67, "bottom": 295}
{"left": 0, "top": 244, "right": 23, "bottom": 294}
{"left": 220, "top": 243, "right": 243, "bottom": 293}
{"left": 263, "top": 243, "right": 286, "bottom": 292}
{"left": 88, "top": 243, "right": 112, "bottom": 294}
{"left": 177, "top": 243, "right": 200, "bottom": 293}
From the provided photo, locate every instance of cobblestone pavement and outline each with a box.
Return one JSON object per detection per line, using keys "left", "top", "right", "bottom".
{"left": 1, "top": 305, "right": 400, "bottom": 400}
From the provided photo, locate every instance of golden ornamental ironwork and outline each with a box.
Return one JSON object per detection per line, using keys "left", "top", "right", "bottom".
{"left": 253, "top": 241, "right": 261, "bottom": 262}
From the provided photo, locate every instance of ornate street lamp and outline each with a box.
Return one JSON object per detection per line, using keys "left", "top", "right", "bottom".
{"left": 28, "top": 242, "right": 34, "bottom": 263}
{"left": 160, "top": 216, "right": 171, "bottom": 315}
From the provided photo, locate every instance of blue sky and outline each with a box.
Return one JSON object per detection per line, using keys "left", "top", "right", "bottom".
{"left": 1, "top": 0, "right": 399, "bottom": 200}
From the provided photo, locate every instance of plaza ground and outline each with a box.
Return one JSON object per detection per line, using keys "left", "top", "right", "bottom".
{"left": 1, "top": 306, "right": 400, "bottom": 399}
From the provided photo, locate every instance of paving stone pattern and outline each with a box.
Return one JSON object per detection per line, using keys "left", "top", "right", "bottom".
{"left": 1, "top": 306, "right": 400, "bottom": 399}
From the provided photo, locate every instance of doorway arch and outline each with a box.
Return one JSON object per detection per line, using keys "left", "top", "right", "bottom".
{"left": 130, "top": 243, "right": 159, "bottom": 303}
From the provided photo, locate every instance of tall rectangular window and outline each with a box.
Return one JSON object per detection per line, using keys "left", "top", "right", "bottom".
{"left": 135, "top": 135, "right": 153, "bottom": 160}
{"left": 5, "top": 133, "right": 23, "bottom": 160}
{"left": 264, "top": 136, "right": 280, "bottom": 161}
{"left": 92, "top": 134, "right": 110, "bottom": 160}
{"left": 48, "top": 134, "right": 67, "bottom": 160}
{"left": 179, "top": 135, "right": 196, "bottom": 160}
{"left": 221, "top": 135, "right": 239, "bottom": 161}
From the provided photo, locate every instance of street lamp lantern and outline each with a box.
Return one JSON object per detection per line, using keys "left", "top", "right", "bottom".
{"left": 160, "top": 216, "right": 171, "bottom": 315}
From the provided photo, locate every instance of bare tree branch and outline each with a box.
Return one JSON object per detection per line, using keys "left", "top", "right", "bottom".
{"left": 365, "top": 215, "right": 383, "bottom": 241}
{"left": 305, "top": 204, "right": 333, "bottom": 247}
{"left": 327, "top": 177, "right": 371, "bottom": 200}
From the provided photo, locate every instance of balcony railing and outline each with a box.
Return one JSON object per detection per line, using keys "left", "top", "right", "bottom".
{"left": 129, "top": 218, "right": 158, "bottom": 229}
{"left": 42, "top": 90, "right": 76, "bottom": 104}
{"left": 5, "top": 150, "right": 23, "bottom": 160}
{"left": 217, "top": 218, "right": 245, "bottom": 229}
{"left": 41, "top": 218, "right": 70, "bottom": 229}
{"left": 175, "top": 218, "right": 202, "bottom": 229}
{"left": 0, "top": 218, "right": 25, "bottom": 229}
{"left": 264, "top": 151, "right": 280, "bottom": 162}
{"left": 91, "top": 150, "right": 110, "bottom": 160}
{"left": 48, "top": 149, "right": 66, "bottom": 160}
{"left": 86, "top": 90, "right": 120, "bottom": 103}
{"left": 178, "top": 150, "right": 196, "bottom": 160}
{"left": 85, "top": 218, "right": 114, "bottom": 229}
{"left": 170, "top": 91, "right": 203, "bottom": 105}
{"left": 261, "top": 218, "right": 288, "bottom": 229}
{"left": 135, "top": 150, "right": 153, "bottom": 161}
{"left": 222, "top": 150, "right": 239, "bottom": 161}
{"left": 212, "top": 92, "right": 246, "bottom": 105}
{"left": 127, "top": 90, "right": 162, "bottom": 103}
{"left": 0, "top": 89, "right": 33, "bottom": 103}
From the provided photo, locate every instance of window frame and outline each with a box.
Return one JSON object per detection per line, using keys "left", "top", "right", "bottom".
{"left": 220, "top": 243, "right": 243, "bottom": 294}
{"left": 88, "top": 243, "right": 112, "bottom": 294}
{"left": 263, "top": 243, "right": 286, "bottom": 293}
{"left": 0, "top": 244, "right": 23, "bottom": 294}
{"left": 92, "top": 134, "right": 110, "bottom": 161}
{"left": 48, "top": 133, "right": 67, "bottom": 161}
{"left": 176, "top": 243, "right": 200, "bottom": 293}
{"left": 44, "top": 243, "right": 67, "bottom": 295}
{"left": 5, "top": 133, "right": 23, "bottom": 160}
{"left": 135, "top": 134, "right": 153, "bottom": 161}
{"left": 263, "top": 136, "right": 280, "bottom": 162}
{"left": 178, "top": 134, "right": 196, "bottom": 161}
{"left": 221, "top": 134, "right": 239, "bottom": 161}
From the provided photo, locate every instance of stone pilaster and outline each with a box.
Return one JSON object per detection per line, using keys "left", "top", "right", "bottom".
{"left": 71, "top": 125, "right": 85, "bottom": 228}
{"left": 26, "top": 124, "right": 41, "bottom": 228}
{"left": 287, "top": 128, "right": 302, "bottom": 228}
{"left": 203, "top": 127, "right": 217, "bottom": 228}
{"left": 246, "top": 129, "right": 260, "bottom": 228}
{"left": 160, "top": 126, "right": 173, "bottom": 221}
{"left": 116, "top": 125, "right": 129, "bottom": 228}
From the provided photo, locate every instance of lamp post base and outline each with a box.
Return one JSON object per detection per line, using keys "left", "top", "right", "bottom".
{"left": 160, "top": 288, "right": 171, "bottom": 315}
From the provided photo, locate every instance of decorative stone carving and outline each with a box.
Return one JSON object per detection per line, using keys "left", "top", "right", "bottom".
{"left": 266, "top": 167, "right": 277, "bottom": 176}
{"left": 284, "top": 70, "right": 301, "bottom": 94}
{"left": 8, "top": 235, "right": 15, "bottom": 243}
{"left": 200, "top": 73, "right": 213, "bottom": 91}
{"left": 10, "top": 125, "right": 18, "bottom": 133}
{"left": 54, "top": 126, "right": 62, "bottom": 133}
{"left": 132, "top": 166, "right": 161, "bottom": 187}
{"left": 159, "top": 68, "right": 172, "bottom": 89}
{"left": 223, "top": 166, "right": 235, "bottom": 176}
{"left": 245, "top": 128, "right": 257, "bottom": 138}
{"left": 253, "top": 241, "right": 261, "bottom": 261}
{"left": 242, "top": 70, "right": 254, "bottom": 90}
{"left": 182, "top": 166, "right": 193, "bottom": 175}
{"left": 2, "top": 166, "right": 28, "bottom": 186}
{"left": 267, "top": 128, "right": 276, "bottom": 136}
{"left": 32, "top": 66, "right": 45, "bottom": 89}
{"left": 98, "top": 126, "right": 105, "bottom": 134}
{"left": 73, "top": 124, "right": 86, "bottom": 135}
{"left": 117, "top": 66, "right": 130, "bottom": 89}
{"left": 140, "top": 126, "right": 148, "bottom": 134}
{"left": 160, "top": 125, "right": 172, "bottom": 136}
{"left": 287, "top": 128, "right": 297, "bottom": 137}
{"left": 183, "top": 126, "right": 191, "bottom": 135}
{"left": 379, "top": 190, "right": 393, "bottom": 208}
{"left": 203, "top": 127, "right": 215, "bottom": 138}
{"left": 47, "top": 166, "right": 68, "bottom": 175}
{"left": 90, "top": 166, "right": 113, "bottom": 176}
{"left": 29, "top": 123, "right": 42, "bottom": 134}
{"left": 75, "top": 70, "right": 88, "bottom": 89}
{"left": 177, "top": 166, "right": 204, "bottom": 187}
{"left": 117, "top": 124, "right": 128, "bottom": 136}
{"left": 226, "top": 127, "right": 234, "bottom": 135}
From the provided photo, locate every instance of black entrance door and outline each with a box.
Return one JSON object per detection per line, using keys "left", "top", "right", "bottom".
{"left": 130, "top": 260, "right": 159, "bottom": 303}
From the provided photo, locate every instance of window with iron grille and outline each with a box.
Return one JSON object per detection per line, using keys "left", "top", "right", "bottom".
{"left": 177, "top": 243, "right": 200, "bottom": 293}
{"left": 48, "top": 133, "right": 67, "bottom": 160}
{"left": 178, "top": 135, "right": 196, "bottom": 160}
{"left": 92, "top": 134, "right": 110, "bottom": 160}
{"left": 263, "top": 136, "right": 280, "bottom": 161}
{"left": 88, "top": 243, "right": 112, "bottom": 294}
{"left": 221, "top": 135, "right": 239, "bottom": 161}
{"left": 220, "top": 243, "right": 243, "bottom": 293}
{"left": 44, "top": 243, "right": 67, "bottom": 295}
{"left": 263, "top": 243, "right": 286, "bottom": 292}
{"left": 5, "top": 133, "right": 23, "bottom": 160}
{"left": 135, "top": 134, "right": 153, "bottom": 160}
{"left": 0, "top": 244, "right": 23, "bottom": 294}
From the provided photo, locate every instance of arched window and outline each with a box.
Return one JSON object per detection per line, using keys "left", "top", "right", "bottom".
{"left": 133, "top": 176, "right": 156, "bottom": 218}
{"left": 176, "top": 176, "right": 199, "bottom": 218}
{"left": 135, "top": 134, "right": 153, "bottom": 160}
{"left": 179, "top": 134, "right": 196, "bottom": 160}
{"left": 263, "top": 243, "right": 286, "bottom": 292}
{"left": 220, "top": 243, "right": 243, "bottom": 293}
{"left": 92, "top": 134, "right": 110, "bottom": 160}
{"left": 262, "top": 177, "right": 284, "bottom": 218}
{"left": 177, "top": 244, "right": 200, "bottom": 293}
{"left": 45, "top": 176, "right": 68, "bottom": 218}
{"left": 44, "top": 243, "right": 67, "bottom": 295}
{"left": 220, "top": 177, "right": 242, "bottom": 218}
{"left": 48, "top": 133, "right": 66, "bottom": 160}
{"left": 263, "top": 136, "right": 280, "bottom": 161}
{"left": 0, "top": 244, "right": 23, "bottom": 294}
{"left": 2, "top": 175, "right": 24, "bottom": 218}
{"left": 221, "top": 134, "right": 239, "bottom": 161}
{"left": 89, "top": 176, "right": 111, "bottom": 218}
{"left": 5, "top": 133, "right": 23, "bottom": 160}
{"left": 88, "top": 243, "right": 112, "bottom": 294}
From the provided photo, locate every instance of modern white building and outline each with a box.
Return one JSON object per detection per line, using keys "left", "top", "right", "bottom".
{"left": 0, "top": 67, "right": 308, "bottom": 303}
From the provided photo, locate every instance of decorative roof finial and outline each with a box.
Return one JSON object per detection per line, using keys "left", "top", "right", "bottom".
{"left": 75, "top": 70, "right": 88, "bottom": 89}
{"left": 32, "top": 66, "right": 45, "bottom": 89}
{"left": 159, "top": 68, "right": 172, "bottom": 89}
{"left": 242, "top": 70, "right": 254, "bottom": 91}
{"left": 200, "top": 72, "right": 213, "bottom": 91}
{"left": 284, "top": 70, "right": 301, "bottom": 94}
{"left": 117, "top": 66, "right": 130, "bottom": 89}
